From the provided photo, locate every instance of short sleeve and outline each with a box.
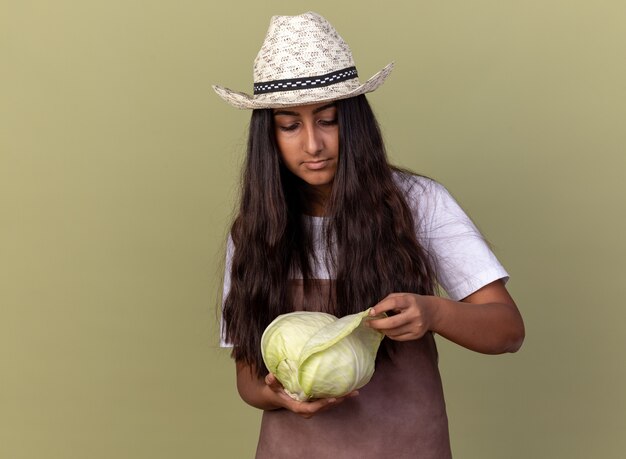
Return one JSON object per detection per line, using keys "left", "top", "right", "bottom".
{"left": 220, "top": 235, "right": 234, "bottom": 347}
{"left": 403, "top": 176, "right": 509, "bottom": 301}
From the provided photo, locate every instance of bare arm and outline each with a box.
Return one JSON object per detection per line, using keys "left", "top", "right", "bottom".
{"left": 235, "top": 361, "right": 283, "bottom": 411}
{"left": 236, "top": 361, "right": 357, "bottom": 418}
{"left": 367, "top": 279, "right": 525, "bottom": 354}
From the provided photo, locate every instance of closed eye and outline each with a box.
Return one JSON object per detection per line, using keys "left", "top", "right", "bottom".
{"left": 277, "top": 123, "right": 299, "bottom": 132}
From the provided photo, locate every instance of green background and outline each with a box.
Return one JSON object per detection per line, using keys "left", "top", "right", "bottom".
{"left": 2, "top": 1, "right": 625, "bottom": 458}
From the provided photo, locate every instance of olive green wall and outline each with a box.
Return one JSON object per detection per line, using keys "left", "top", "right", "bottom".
{"left": 2, "top": 1, "right": 625, "bottom": 458}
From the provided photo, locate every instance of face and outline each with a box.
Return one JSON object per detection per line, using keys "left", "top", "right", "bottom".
{"left": 273, "top": 101, "right": 339, "bottom": 199}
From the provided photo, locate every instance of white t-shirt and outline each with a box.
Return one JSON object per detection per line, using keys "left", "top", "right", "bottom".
{"left": 221, "top": 173, "right": 509, "bottom": 346}
{"left": 399, "top": 174, "right": 509, "bottom": 301}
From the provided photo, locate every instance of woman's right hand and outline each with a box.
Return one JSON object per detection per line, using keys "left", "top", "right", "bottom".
{"left": 236, "top": 361, "right": 358, "bottom": 418}
{"left": 264, "top": 372, "right": 358, "bottom": 419}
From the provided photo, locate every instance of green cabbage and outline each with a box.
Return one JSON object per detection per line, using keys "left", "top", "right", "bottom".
{"left": 261, "top": 309, "right": 385, "bottom": 401}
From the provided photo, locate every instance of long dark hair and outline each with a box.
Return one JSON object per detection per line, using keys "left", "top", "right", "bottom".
{"left": 223, "top": 95, "right": 438, "bottom": 376}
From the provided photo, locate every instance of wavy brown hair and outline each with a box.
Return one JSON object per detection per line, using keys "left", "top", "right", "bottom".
{"left": 223, "top": 95, "right": 438, "bottom": 376}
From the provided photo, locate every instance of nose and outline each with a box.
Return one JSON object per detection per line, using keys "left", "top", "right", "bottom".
{"left": 302, "top": 123, "right": 323, "bottom": 156}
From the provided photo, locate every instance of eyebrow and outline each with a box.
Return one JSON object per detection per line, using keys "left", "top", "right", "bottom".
{"left": 273, "top": 102, "right": 336, "bottom": 117}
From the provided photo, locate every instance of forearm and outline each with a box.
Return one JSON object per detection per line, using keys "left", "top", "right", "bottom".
{"left": 368, "top": 280, "right": 525, "bottom": 353}
{"left": 236, "top": 361, "right": 283, "bottom": 411}
{"left": 429, "top": 296, "right": 525, "bottom": 354}
{"left": 235, "top": 361, "right": 350, "bottom": 417}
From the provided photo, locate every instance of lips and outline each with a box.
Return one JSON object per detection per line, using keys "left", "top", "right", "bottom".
{"left": 303, "top": 159, "right": 329, "bottom": 170}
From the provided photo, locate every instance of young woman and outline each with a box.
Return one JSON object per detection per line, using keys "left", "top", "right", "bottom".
{"left": 214, "top": 12, "right": 524, "bottom": 459}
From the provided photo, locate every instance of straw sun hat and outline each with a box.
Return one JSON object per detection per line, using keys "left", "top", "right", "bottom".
{"left": 212, "top": 12, "right": 393, "bottom": 109}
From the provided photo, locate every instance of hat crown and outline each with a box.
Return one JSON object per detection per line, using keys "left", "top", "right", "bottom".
{"left": 253, "top": 12, "right": 356, "bottom": 84}
{"left": 212, "top": 11, "right": 393, "bottom": 109}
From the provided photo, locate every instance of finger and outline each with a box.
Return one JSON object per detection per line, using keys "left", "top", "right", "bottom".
{"left": 370, "top": 294, "right": 410, "bottom": 316}
{"left": 264, "top": 373, "right": 276, "bottom": 385}
{"left": 264, "top": 373, "right": 284, "bottom": 391}
{"left": 370, "top": 296, "right": 400, "bottom": 315}
{"left": 289, "top": 392, "right": 358, "bottom": 418}
{"left": 367, "top": 313, "right": 414, "bottom": 331}
{"left": 377, "top": 321, "right": 415, "bottom": 335}
{"left": 385, "top": 334, "right": 414, "bottom": 342}
{"left": 385, "top": 331, "right": 426, "bottom": 341}
{"left": 291, "top": 397, "right": 339, "bottom": 418}
{"left": 384, "top": 321, "right": 429, "bottom": 339}
{"left": 372, "top": 318, "right": 429, "bottom": 341}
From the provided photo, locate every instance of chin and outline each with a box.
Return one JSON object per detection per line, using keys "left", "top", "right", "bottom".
{"left": 304, "top": 176, "right": 334, "bottom": 187}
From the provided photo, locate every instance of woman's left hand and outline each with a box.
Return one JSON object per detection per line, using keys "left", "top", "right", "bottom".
{"left": 365, "top": 281, "right": 525, "bottom": 353}
{"left": 366, "top": 293, "right": 438, "bottom": 341}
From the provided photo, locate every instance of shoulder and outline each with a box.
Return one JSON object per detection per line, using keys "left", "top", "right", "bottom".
{"left": 390, "top": 169, "right": 452, "bottom": 216}
{"left": 390, "top": 169, "right": 479, "bottom": 242}
{"left": 391, "top": 169, "right": 445, "bottom": 197}
{"left": 390, "top": 170, "right": 509, "bottom": 300}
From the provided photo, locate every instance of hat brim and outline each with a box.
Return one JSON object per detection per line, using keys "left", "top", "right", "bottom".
{"left": 213, "top": 62, "right": 394, "bottom": 110}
